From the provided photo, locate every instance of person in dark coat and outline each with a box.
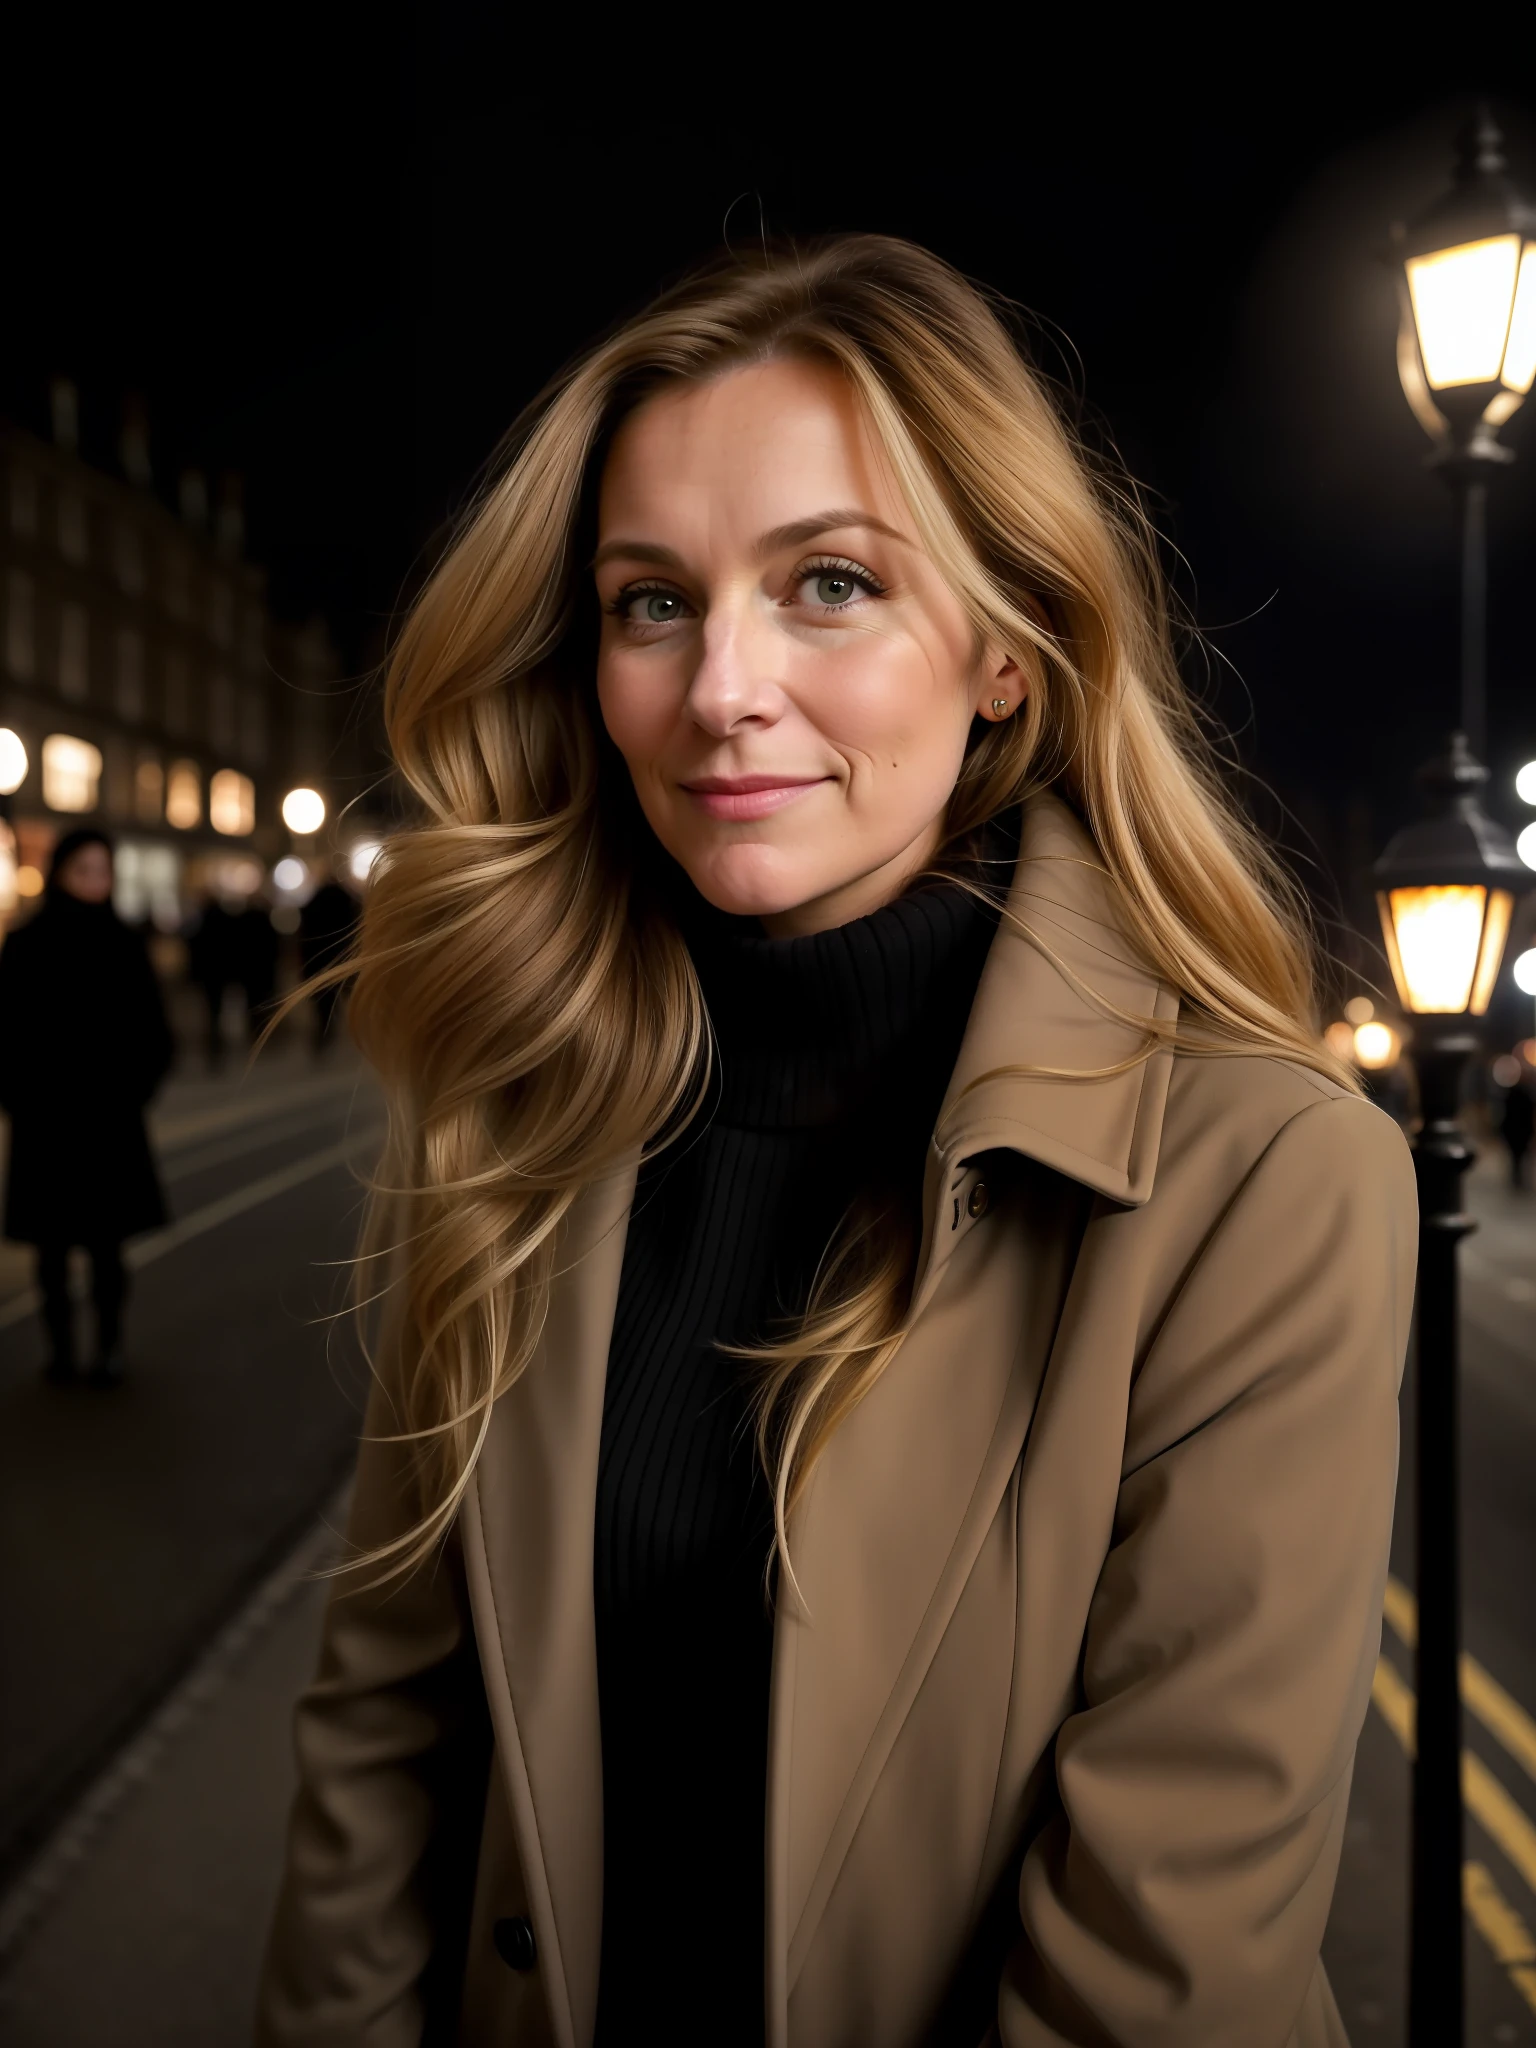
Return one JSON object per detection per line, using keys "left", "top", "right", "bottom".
{"left": 185, "top": 892, "right": 241, "bottom": 1069}
{"left": 0, "top": 828, "right": 174, "bottom": 1384}
{"left": 296, "top": 866, "right": 358, "bottom": 1055}
{"left": 1500, "top": 1076, "right": 1536, "bottom": 1189}
{"left": 233, "top": 896, "right": 281, "bottom": 1042}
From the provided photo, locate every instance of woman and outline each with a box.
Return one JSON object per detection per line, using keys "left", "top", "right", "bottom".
{"left": 0, "top": 828, "right": 173, "bottom": 1383}
{"left": 258, "top": 239, "right": 1415, "bottom": 2047}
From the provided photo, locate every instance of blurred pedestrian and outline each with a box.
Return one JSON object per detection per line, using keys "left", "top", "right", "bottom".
{"left": 0, "top": 829, "right": 174, "bottom": 1385}
{"left": 186, "top": 890, "right": 241, "bottom": 1070}
{"left": 1499, "top": 1075, "right": 1535, "bottom": 1189}
{"left": 297, "top": 864, "right": 358, "bottom": 1055}
{"left": 234, "top": 894, "right": 281, "bottom": 1043}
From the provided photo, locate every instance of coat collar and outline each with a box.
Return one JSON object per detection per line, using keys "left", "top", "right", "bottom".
{"left": 935, "top": 789, "right": 1177, "bottom": 1206}
{"left": 465, "top": 789, "right": 1177, "bottom": 2048}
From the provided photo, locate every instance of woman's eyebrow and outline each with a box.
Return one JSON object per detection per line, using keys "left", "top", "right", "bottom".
{"left": 751, "top": 509, "right": 909, "bottom": 559}
{"left": 591, "top": 510, "right": 910, "bottom": 575}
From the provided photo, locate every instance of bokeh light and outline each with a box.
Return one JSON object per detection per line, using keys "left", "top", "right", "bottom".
{"left": 348, "top": 840, "right": 382, "bottom": 883}
{"left": 1516, "top": 761, "right": 1536, "bottom": 806}
{"left": 272, "top": 857, "right": 308, "bottom": 894}
{"left": 282, "top": 787, "right": 326, "bottom": 835}
{"left": 1514, "top": 948, "right": 1536, "bottom": 998}
{"left": 1353, "top": 1021, "right": 1399, "bottom": 1069}
{"left": 0, "top": 728, "right": 28, "bottom": 796}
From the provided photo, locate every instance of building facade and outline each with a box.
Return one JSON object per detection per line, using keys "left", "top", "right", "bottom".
{"left": 0, "top": 399, "right": 359, "bottom": 931}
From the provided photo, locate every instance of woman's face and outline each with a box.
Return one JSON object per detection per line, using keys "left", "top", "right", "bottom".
{"left": 594, "top": 356, "right": 1020, "bottom": 937}
{"left": 55, "top": 842, "right": 113, "bottom": 904}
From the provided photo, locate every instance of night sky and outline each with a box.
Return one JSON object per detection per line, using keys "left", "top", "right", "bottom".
{"left": 7, "top": 32, "right": 1535, "bottom": 913}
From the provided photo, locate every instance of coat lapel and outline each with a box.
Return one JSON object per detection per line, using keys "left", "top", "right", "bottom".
{"left": 766, "top": 794, "right": 1179, "bottom": 2034}
{"left": 460, "top": 1163, "right": 637, "bottom": 2048}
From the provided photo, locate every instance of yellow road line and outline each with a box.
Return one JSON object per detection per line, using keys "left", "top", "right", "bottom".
{"left": 1464, "top": 1865, "right": 1536, "bottom": 2017}
{"left": 1373, "top": 1657, "right": 1536, "bottom": 2015}
{"left": 1383, "top": 1575, "right": 1536, "bottom": 1789}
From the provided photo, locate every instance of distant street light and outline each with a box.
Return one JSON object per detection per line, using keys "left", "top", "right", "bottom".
{"left": 1374, "top": 734, "right": 1527, "bottom": 2048}
{"left": 1516, "top": 761, "right": 1536, "bottom": 805}
{"left": 1518, "top": 822, "right": 1536, "bottom": 871}
{"left": 1395, "top": 106, "right": 1535, "bottom": 762}
{"left": 1514, "top": 948, "right": 1536, "bottom": 997}
{"left": 282, "top": 787, "right": 326, "bottom": 836}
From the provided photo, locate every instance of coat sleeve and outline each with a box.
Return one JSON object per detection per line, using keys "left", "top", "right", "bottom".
{"left": 256, "top": 1310, "right": 490, "bottom": 2046}
{"left": 998, "top": 1093, "right": 1417, "bottom": 2047}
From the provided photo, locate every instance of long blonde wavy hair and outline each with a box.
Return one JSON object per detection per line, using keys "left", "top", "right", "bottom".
{"left": 344, "top": 233, "right": 1349, "bottom": 1582}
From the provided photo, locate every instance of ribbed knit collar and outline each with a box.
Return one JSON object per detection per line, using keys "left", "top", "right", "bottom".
{"left": 679, "top": 827, "right": 1014, "bottom": 1135}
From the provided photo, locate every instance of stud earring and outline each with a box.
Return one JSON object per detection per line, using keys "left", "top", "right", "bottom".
{"left": 991, "top": 697, "right": 1010, "bottom": 717}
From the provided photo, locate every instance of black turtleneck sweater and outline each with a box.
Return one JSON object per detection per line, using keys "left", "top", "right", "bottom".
{"left": 592, "top": 867, "right": 1002, "bottom": 2044}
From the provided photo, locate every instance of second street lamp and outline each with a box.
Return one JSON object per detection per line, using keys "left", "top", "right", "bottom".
{"left": 1375, "top": 737, "right": 1526, "bottom": 2047}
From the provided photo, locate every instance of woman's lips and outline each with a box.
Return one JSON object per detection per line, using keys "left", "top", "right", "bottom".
{"left": 681, "top": 777, "right": 827, "bottom": 822}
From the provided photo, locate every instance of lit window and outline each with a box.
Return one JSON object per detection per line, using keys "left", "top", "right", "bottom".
{"left": 166, "top": 759, "right": 201, "bottom": 829}
{"left": 116, "top": 629, "right": 145, "bottom": 721}
{"left": 209, "top": 768, "right": 255, "bottom": 836}
{"left": 41, "top": 734, "right": 103, "bottom": 812}
{"left": 6, "top": 570, "right": 35, "bottom": 682}
{"left": 135, "top": 756, "right": 164, "bottom": 823}
{"left": 57, "top": 492, "right": 88, "bottom": 564}
{"left": 58, "top": 603, "right": 89, "bottom": 700}
{"left": 9, "top": 467, "right": 38, "bottom": 537}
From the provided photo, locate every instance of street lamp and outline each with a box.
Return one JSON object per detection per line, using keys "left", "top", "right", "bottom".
{"left": 1374, "top": 735, "right": 1526, "bottom": 2046}
{"left": 1395, "top": 105, "right": 1535, "bottom": 761}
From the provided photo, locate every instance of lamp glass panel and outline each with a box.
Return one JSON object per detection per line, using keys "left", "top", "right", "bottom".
{"left": 1501, "top": 244, "right": 1536, "bottom": 394}
{"left": 1470, "top": 888, "right": 1514, "bottom": 1016}
{"left": 1385, "top": 884, "right": 1487, "bottom": 1012}
{"left": 1407, "top": 235, "right": 1521, "bottom": 387}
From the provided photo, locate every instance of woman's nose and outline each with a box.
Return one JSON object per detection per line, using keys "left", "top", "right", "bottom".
{"left": 683, "top": 608, "right": 784, "bottom": 737}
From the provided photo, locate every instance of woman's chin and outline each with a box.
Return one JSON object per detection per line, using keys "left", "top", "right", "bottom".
{"left": 680, "top": 843, "right": 823, "bottom": 924}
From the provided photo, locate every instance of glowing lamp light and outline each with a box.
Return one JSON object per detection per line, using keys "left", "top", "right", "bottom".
{"left": 1515, "top": 761, "right": 1536, "bottom": 806}
{"left": 1353, "top": 1021, "right": 1400, "bottom": 1070}
{"left": 1343, "top": 994, "right": 1376, "bottom": 1026}
{"left": 1514, "top": 948, "right": 1536, "bottom": 998}
{"left": 0, "top": 727, "right": 28, "bottom": 795}
{"left": 273, "top": 856, "right": 308, "bottom": 894}
{"left": 282, "top": 787, "right": 325, "bottom": 835}
{"left": 1518, "top": 822, "right": 1536, "bottom": 871}
{"left": 1373, "top": 735, "right": 1525, "bottom": 1019}
{"left": 1397, "top": 110, "right": 1536, "bottom": 439}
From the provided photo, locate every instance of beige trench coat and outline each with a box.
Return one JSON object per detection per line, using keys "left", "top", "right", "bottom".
{"left": 257, "top": 794, "right": 1417, "bottom": 2048}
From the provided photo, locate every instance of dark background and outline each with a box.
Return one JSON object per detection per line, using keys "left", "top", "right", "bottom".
{"left": 7, "top": 29, "right": 1534, "bottom": 917}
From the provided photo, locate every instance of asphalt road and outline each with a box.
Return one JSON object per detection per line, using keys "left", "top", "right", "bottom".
{"left": 1, "top": 1061, "right": 1534, "bottom": 2045}
{"left": 1326, "top": 1154, "right": 1536, "bottom": 2045}
{"left": 0, "top": 1045, "right": 383, "bottom": 1885}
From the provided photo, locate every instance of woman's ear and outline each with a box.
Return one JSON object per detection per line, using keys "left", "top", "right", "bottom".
{"left": 975, "top": 652, "right": 1028, "bottom": 723}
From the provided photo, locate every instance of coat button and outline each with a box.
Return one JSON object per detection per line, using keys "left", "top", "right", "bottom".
{"left": 493, "top": 1916, "right": 537, "bottom": 1971}
{"left": 967, "top": 1179, "right": 990, "bottom": 1219}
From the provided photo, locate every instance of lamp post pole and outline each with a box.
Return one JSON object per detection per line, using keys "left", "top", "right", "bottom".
{"left": 1458, "top": 477, "right": 1487, "bottom": 761}
{"left": 1407, "top": 1024, "right": 1476, "bottom": 2045}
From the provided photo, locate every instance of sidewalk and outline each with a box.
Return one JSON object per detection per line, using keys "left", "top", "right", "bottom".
{"left": 0, "top": 1506, "right": 340, "bottom": 2046}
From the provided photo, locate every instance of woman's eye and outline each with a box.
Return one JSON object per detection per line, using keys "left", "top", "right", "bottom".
{"left": 794, "top": 562, "right": 880, "bottom": 611}
{"left": 628, "top": 590, "right": 686, "bottom": 624}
